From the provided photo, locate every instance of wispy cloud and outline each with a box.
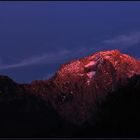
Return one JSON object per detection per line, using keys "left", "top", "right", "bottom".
{"left": 103, "top": 32, "right": 140, "bottom": 48}
{"left": 0, "top": 50, "right": 70, "bottom": 70}
{"left": 0, "top": 48, "right": 87, "bottom": 70}
{"left": 2, "top": 31, "right": 140, "bottom": 71}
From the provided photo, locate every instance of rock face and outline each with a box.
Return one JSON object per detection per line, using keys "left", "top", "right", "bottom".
{"left": 0, "top": 50, "right": 140, "bottom": 137}
{"left": 47, "top": 50, "right": 140, "bottom": 124}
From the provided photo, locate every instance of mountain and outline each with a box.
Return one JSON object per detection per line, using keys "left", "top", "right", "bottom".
{"left": 43, "top": 50, "right": 140, "bottom": 124}
{"left": 0, "top": 49, "right": 140, "bottom": 137}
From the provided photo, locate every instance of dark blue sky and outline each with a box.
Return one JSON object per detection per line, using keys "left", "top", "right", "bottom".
{"left": 0, "top": 2, "right": 140, "bottom": 83}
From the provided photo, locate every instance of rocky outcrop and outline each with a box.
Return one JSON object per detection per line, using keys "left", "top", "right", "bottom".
{"left": 0, "top": 50, "right": 140, "bottom": 137}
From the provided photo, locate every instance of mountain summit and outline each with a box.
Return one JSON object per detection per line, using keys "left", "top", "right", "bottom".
{"left": 45, "top": 50, "right": 140, "bottom": 124}
{"left": 0, "top": 49, "right": 140, "bottom": 137}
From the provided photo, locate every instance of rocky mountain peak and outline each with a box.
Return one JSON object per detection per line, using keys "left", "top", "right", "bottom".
{"left": 0, "top": 50, "right": 140, "bottom": 127}
{"left": 48, "top": 50, "right": 140, "bottom": 124}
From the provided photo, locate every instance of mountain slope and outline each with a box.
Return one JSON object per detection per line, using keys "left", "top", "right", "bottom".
{"left": 46, "top": 50, "right": 140, "bottom": 124}
{"left": 0, "top": 50, "right": 140, "bottom": 137}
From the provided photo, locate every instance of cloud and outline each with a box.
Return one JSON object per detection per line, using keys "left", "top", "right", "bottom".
{"left": 0, "top": 50, "right": 70, "bottom": 70}
{"left": 2, "top": 31, "right": 140, "bottom": 71}
{"left": 103, "top": 31, "right": 140, "bottom": 48}
{"left": 0, "top": 48, "right": 87, "bottom": 70}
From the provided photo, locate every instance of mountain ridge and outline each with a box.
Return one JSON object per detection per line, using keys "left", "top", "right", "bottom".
{"left": 44, "top": 49, "right": 140, "bottom": 124}
{"left": 0, "top": 49, "right": 140, "bottom": 137}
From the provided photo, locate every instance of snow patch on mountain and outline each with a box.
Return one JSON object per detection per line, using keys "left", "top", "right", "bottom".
{"left": 87, "top": 71, "right": 96, "bottom": 79}
{"left": 87, "top": 80, "right": 90, "bottom": 85}
{"left": 104, "top": 56, "right": 111, "bottom": 59}
{"left": 85, "top": 61, "right": 96, "bottom": 68}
